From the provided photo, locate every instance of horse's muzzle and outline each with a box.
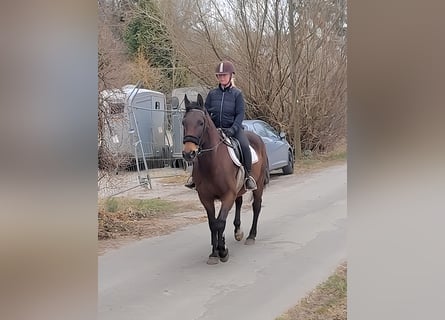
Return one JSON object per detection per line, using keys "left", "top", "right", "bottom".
{"left": 182, "top": 150, "right": 197, "bottom": 161}
{"left": 183, "top": 140, "right": 199, "bottom": 161}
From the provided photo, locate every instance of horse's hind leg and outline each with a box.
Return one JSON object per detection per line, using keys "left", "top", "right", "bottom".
{"left": 233, "top": 196, "right": 244, "bottom": 241}
{"left": 245, "top": 190, "right": 263, "bottom": 245}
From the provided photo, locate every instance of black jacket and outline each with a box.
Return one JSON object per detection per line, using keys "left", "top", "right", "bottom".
{"left": 204, "top": 84, "right": 245, "bottom": 135}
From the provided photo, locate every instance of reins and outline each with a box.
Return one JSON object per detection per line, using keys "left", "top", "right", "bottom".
{"left": 197, "top": 134, "right": 224, "bottom": 155}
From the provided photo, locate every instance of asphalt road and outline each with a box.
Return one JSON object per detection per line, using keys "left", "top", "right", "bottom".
{"left": 98, "top": 164, "right": 347, "bottom": 320}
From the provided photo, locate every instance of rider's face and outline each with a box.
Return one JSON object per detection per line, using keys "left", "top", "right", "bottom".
{"left": 216, "top": 73, "right": 231, "bottom": 86}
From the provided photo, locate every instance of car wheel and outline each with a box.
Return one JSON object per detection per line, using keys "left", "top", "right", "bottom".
{"left": 282, "top": 150, "right": 294, "bottom": 175}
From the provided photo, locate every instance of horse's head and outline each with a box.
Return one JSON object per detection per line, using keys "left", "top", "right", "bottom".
{"left": 182, "top": 94, "right": 208, "bottom": 161}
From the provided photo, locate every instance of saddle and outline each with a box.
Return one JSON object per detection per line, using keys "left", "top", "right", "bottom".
{"left": 219, "top": 130, "right": 259, "bottom": 192}
{"left": 220, "top": 132, "right": 258, "bottom": 165}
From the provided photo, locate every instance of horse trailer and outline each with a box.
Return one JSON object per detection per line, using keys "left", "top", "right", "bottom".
{"left": 100, "top": 85, "right": 169, "bottom": 169}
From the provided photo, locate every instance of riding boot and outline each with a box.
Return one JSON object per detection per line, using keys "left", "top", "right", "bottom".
{"left": 245, "top": 171, "right": 257, "bottom": 190}
{"left": 184, "top": 175, "right": 195, "bottom": 189}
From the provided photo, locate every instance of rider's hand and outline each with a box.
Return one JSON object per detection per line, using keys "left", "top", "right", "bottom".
{"left": 223, "top": 127, "right": 235, "bottom": 137}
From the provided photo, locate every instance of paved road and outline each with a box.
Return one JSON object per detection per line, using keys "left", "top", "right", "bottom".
{"left": 98, "top": 164, "right": 347, "bottom": 320}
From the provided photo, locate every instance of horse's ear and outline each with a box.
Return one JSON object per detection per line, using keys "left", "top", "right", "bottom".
{"left": 197, "top": 94, "right": 204, "bottom": 109}
{"left": 184, "top": 94, "right": 191, "bottom": 111}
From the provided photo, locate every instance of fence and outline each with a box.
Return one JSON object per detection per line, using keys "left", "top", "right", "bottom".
{"left": 99, "top": 100, "right": 188, "bottom": 196}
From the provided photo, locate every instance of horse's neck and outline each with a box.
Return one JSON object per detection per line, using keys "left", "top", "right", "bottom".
{"left": 203, "top": 130, "right": 219, "bottom": 152}
{"left": 202, "top": 117, "right": 220, "bottom": 149}
{"left": 199, "top": 126, "right": 222, "bottom": 165}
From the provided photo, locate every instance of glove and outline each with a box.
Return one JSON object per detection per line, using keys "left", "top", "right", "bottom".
{"left": 223, "top": 127, "right": 235, "bottom": 137}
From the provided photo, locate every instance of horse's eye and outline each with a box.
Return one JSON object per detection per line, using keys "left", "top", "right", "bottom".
{"left": 198, "top": 120, "right": 204, "bottom": 127}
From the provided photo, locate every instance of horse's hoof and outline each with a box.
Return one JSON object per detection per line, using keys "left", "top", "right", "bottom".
{"left": 219, "top": 249, "right": 229, "bottom": 262}
{"left": 244, "top": 238, "right": 255, "bottom": 245}
{"left": 207, "top": 256, "right": 219, "bottom": 265}
{"left": 235, "top": 230, "right": 244, "bottom": 241}
{"left": 220, "top": 252, "right": 229, "bottom": 262}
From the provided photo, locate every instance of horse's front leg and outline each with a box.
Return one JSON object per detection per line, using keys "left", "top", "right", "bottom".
{"left": 216, "top": 196, "right": 236, "bottom": 262}
{"left": 233, "top": 196, "right": 244, "bottom": 241}
{"left": 200, "top": 198, "right": 219, "bottom": 265}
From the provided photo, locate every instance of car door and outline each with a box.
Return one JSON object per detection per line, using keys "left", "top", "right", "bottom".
{"left": 253, "top": 121, "right": 289, "bottom": 171}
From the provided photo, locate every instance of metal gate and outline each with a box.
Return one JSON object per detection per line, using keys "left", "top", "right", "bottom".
{"left": 99, "top": 85, "right": 189, "bottom": 197}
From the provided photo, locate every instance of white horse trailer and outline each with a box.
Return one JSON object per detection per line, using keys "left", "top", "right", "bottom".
{"left": 100, "top": 85, "right": 168, "bottom": 169}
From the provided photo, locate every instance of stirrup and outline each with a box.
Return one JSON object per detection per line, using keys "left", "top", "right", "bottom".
{"left": 245, "top": 176, "right": 257, "bottom": 190}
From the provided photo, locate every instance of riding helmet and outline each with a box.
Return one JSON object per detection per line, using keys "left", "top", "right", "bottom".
{"left": 215, "top": 61, "right": 235, "bottom": 75}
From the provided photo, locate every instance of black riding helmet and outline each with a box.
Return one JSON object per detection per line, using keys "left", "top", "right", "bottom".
{"left": 215, "top": 61, "right": 235, "bottom": 75}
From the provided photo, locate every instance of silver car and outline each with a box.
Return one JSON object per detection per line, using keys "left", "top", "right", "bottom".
{"left": 242, "top": 120, "right": 294, "bottom": 174}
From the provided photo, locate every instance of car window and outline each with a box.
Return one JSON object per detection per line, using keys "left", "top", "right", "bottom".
{"left": 252, "top": 123, "right": 268, "bottom": 137}
{"left": 262, "top": 122, "right": 280, "bottom": 139}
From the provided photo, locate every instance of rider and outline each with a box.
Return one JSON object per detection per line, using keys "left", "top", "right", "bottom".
{"left": 185, "top": 60, "right": 257, "bottom": 190}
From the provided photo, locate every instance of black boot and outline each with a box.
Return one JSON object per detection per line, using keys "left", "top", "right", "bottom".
{"left": 184, "top": 176, "right": 195, "bottom": 189}
{"left": 245, "top": 172, "right": 257, "bottom": 190}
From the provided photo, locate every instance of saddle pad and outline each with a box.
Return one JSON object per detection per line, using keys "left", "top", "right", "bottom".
{"left": 227, "top": 145, "right": 258, "bottom": 167}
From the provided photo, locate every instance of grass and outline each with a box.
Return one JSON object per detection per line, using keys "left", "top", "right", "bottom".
{"left": 98, "top": 197, "right": 187, "bottom": 239}
{"left": 276, "top": 262, "right": 347, "bottom": 320}
{"left": 296, "top": 143, "right": 347, "bottom": 173}
{"left": 100, "top": 197, "right": 179, "bottom": 216}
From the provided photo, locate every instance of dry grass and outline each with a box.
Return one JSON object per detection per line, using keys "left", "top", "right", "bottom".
{"left": 296, "top": 141, "right": 347, "bottom": 174}
{"left": 277, "top": 262, "right": 347, "bottom": 320}
{"left": 158, "top": 174, "right": 189, "bottom": 184}
{"left": 98, "top": 197, "right": 203, "bottom": 240}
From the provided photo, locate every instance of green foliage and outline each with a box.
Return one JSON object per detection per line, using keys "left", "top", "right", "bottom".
{"left": 123, "top": 0, "right": 189, "bottom": 91}
{"left": 124, "top": 14, "right": 171, "bottom": 69}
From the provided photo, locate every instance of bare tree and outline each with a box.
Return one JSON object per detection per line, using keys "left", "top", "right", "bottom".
{"left": 98, "top": 1, "right": 135, "bottom": 181}
{"left": 293, "top": 0, "right": 347, "bottom": 152}
{"left": 152, "top": 0, "right": 346, "bottom": 153}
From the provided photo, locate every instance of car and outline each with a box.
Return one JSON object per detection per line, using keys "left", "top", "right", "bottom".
{"left": 242, "top": 119, "right": 294, "bottom": 175}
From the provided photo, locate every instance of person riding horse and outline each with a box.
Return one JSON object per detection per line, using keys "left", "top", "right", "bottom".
{"left": 185, "top": 61, "right": 257, "bottom": 190}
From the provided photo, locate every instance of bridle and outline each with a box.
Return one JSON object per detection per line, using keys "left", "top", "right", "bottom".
{"left": 182, "top": 109, "right": 224, "bottom": 156}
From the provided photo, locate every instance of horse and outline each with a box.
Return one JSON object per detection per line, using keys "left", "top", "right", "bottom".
{"left": 182, "top": 94, "right": 269, "bottom": 265}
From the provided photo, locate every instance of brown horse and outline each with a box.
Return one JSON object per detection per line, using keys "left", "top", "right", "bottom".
{"left": 182, "top": 94, "right": 269, "bottom": 264}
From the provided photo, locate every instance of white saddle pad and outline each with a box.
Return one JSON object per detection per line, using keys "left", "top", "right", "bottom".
{"left": 227, "top": 145, "right": 258, "bottom": 167}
